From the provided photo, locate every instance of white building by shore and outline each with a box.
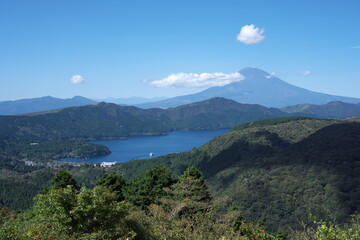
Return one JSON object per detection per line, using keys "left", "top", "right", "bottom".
{"left": 100, "top": 162, "right": 116, "bottom": 167}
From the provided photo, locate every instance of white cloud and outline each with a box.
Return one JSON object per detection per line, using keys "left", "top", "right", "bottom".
{"left": 150, "top": 72, "right": 244, "bottom": 88}
{"left": 265, "top": 72, "right": 276, "bottom": 78}
{"left": 299, "top": 70, "right": 311, "bottom": 76}
{"left": 350, "top": 46, "right": 360, "bottom": 49}
{"left": 70, "top": 74, "right": 85, "bottom": 84}
{"left": 236, "top": 24, "right": 265, "bottom": 44}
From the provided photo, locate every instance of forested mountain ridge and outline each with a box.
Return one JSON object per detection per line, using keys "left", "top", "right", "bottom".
{"left": 0, "top": 97, "right": 287, "bottom": 141}
{"left": 282, "top": 101, "right": 360, "bottom": 119}
{"left": 2, "top": 97, "right": 360, "bottom": 144}
{"left": 113, "top": 117, "right": 360, "bottom": 231}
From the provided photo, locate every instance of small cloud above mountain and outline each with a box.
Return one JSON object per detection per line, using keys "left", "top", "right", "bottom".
{"left": 265, "top": 72, "right": 276, "bottom": 78}
{"left": 70, "top": 75, "right": 85, "bottom": 84}
{"left": 299, "top": 70, "right": 311, "bottom": 76}
{"left": 236, "top": 24, "right": 265, "bottom": 44}
{"left": 150, "top": 72, "right": 244, "bottom": 88}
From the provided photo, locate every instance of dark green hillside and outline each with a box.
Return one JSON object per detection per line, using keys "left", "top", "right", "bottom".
{"left": 0, "top": 160, "right": 55, "bottom": 210}
{"left": 167, "top": 97, "right": 287, "bottom": 130}
{"left": 113, "top": 117, "right": 359, "bottom": 231}
{"left": 209, "top": 122, "right": 360, "bottom": 231}
{"left": 0, "top": 158, "right": 105, "bottom": 210}
{"left": 0, "top": 102, "right": 169, "bottom": 141}
{"left": 115, "top": 117, "right": 338, "bottom": 179}
{"left": 0, "top": 97, "right": 287, "bottom": 141}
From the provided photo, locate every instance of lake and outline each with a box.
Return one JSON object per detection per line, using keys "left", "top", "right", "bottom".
{"left": 63, "top": 129, "right": 230, "bottom": 164}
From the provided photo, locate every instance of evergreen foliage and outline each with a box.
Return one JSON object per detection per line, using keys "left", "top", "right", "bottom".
{"left": 51, "top": 169, "right": 79, "bottom": 190}
{"left": 177, "top": 166, "right": 210, "bottom": 202}
{"left": 96, "top": 173, "right": 127, "bottom": 201}
{"left": 123, "top": 165, "right": 174, "bottom": 209}
{"left": 160, "top": 166, "right": 212, "bottom": 218}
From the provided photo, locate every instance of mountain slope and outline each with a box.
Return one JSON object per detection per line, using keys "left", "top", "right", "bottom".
{"left": 137, "top": 67, "right": 360, "bottom": 108}
{"left": 0, "top": 98, "right": 288, "bottom": 141}
{"left": 282, "top": 101, "right": 360, "bottom": 119}
{"left": 114, "top": 117, "right": 360, "bottom": 231}
{"left": 0, "top": 96, "right": 97, "bottom": 115}
{"left": 167, "top": 97, "right": 287, "bottom": 130}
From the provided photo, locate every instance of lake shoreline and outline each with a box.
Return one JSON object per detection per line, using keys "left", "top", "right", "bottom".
{"left": 61, "top": 129, "right": 230, "bottom": 164}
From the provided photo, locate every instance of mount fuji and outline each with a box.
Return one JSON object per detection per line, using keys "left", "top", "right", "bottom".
{"left": 138, "top": 67, "right": 360, "bottom": 108}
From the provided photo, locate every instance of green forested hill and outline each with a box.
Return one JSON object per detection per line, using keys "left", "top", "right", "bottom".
{"left": 114, "top": 117, "right": 339, "bottom": 178}
{"left": 0, "top": 98, "right": 287, "bottom": 141}
{"left": 112, "top": 117, "right": 360, "bottom": 231}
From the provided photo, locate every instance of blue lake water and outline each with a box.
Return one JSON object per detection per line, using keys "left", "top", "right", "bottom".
{"left": 63, "top": 129, "right": 229, "bottom": 164}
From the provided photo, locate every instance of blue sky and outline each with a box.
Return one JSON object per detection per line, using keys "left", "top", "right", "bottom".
{"left": 0, "top": 0, "right": 359, "bottom": 100}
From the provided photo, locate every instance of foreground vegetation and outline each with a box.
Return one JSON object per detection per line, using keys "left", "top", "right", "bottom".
{"left": 1, "top": 168, "right": 358, "bottom": 239}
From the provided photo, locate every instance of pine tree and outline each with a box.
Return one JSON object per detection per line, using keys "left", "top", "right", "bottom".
{"left": 51, "top": 169, "right": 79, "bottom": 190}
{"left": 124, "top": 165, "right": 174, "bottom": 208}
{"left": 96, "top": 173, "right": 127, "bottom": 201}
{"left": 161, "top": 166, "right": 211, "bottom": 218}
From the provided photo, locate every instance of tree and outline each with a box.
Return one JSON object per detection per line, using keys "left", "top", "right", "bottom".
{"left": 176, "top": 166, "right": 211, "bottom": 202}
{"left": 124, "top": 165, "right": 174, "bottom": 208}
{"left": 160, "top": 166, "right": 211, "bottom": 218}
{"left": 96, "top": 173, "right": 127, "bottom": 201}
{"left": 51, "top": 169, "right": 79, "bottom": 190}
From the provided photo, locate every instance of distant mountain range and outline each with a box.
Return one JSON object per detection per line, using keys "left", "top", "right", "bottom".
{"left": 137, "top": 67, "right": 360, "bottom": 108}
{"left": 282, "top": 101, "right": 360, "bottom": 119}
{"left": 0, "top": 96, "right": 169, "bottom": 115}
{"left": 1, "top": 67, "right": 360, "bottom": 116}
{"left": 93, "top": 97, "right": 168, "bottom": 105}
{"left": 2, "top": 94, "right": 360, "bottom": 122}
{"left": 0, "top": 97, "right": 287, "bottom": 141}
{"left": 0, "top": 96, "right": 96, "bottom": 115}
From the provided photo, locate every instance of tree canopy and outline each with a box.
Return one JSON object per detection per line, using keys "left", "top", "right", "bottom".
{"left": 51, "top": 169, "right": 79, "bottom": 190}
